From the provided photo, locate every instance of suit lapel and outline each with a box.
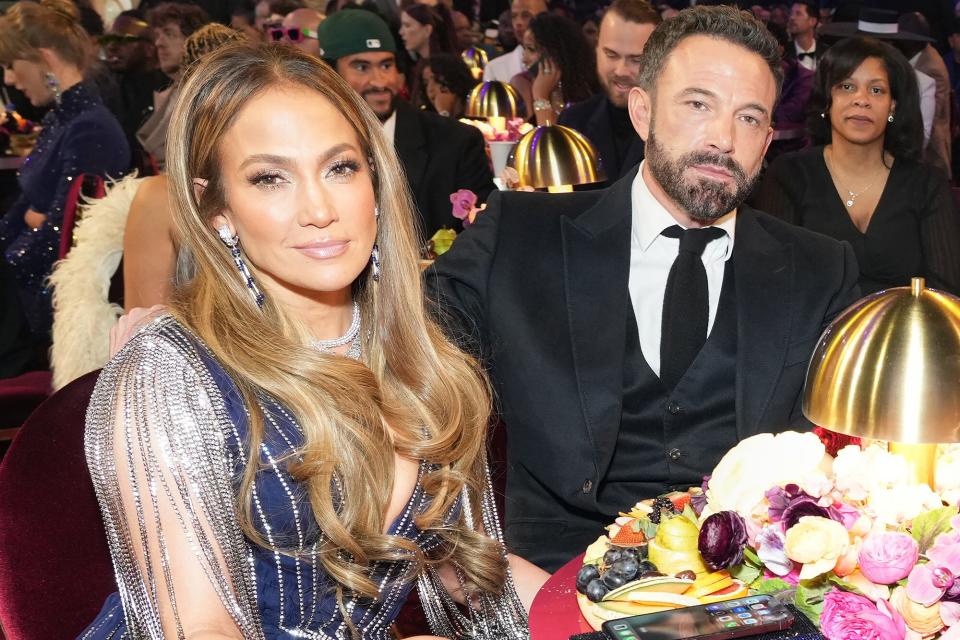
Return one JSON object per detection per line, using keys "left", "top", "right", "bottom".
{"left": 563, "top": 170, "right": 634, "bottom": 476}
{"left": 393, "top": 102, "right": 428, "bottom": 195}
{"left": 734, "top": 208, "right": 793, "bottom": 438}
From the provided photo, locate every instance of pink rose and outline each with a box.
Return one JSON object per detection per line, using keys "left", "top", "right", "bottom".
{"left": 822, "top": 590, "right": 876, "bottom": 638}
{"left": 858, "top": 532, "right": 919, "bottom": 584}
{"left": 822, "top": 590, "right": 906, "bottom": 640}
{"left": 450, "top": 189, "right": 477, "bottom": 222}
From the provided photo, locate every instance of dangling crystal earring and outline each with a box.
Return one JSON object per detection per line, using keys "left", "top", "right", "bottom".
{"left": 370, "top": 244, "right": 381, "bottom": 282}
{"left": 218, "top": 225, "right": 264, "bottom": 307}
{"left": 45, "top": 72, "right": 61, "bottom": 106}
{"left": 370, "top": 205, "right": 381, "bottom": 281}
{"left": 888, "top": 113, "right": 895, "bottom": 123}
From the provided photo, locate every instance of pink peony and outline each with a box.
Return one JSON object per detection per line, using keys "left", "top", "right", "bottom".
{"left": 821, "top": 590, "right": 876, "bottom": 638}
{"left": 821, "top": 590, "right": 906, "bottom": 640}
{"left": 449, "top": 189, "right": 477, "bottom": 222}
{"left": 859, "top": 532, "right": 919, "bottom": 584}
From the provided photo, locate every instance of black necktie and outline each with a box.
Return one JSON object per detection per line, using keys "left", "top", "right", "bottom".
{"left": 660, "top": 225, "right": 725, "bottom": 390}
{"left": 797, "top": 51, "right": 815, "bottom": 61}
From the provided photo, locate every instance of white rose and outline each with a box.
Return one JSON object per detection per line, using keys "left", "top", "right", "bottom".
{"left": 868, "top": 484, "right": 942, "bottom": 527}
{"left": 707, "top": 431, "right": 829, "bottom": 517}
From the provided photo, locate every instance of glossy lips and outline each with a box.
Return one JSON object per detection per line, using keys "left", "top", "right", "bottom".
{"left": 292, "top": 239, "right": 350, "bottom": 259}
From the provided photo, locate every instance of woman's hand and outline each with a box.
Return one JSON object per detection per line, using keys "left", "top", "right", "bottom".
{"left": 109, "top": 305, "right": 167, "bottom": 357}
{"left": 531, "top": 57, "right": 561, "bottom": 105}
{"left": 24, "top": 208, "right": 47, "bottom": 229}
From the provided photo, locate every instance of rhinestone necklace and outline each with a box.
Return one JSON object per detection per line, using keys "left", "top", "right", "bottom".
{"left": 310, "top": 301, "right": 361, "bottom": 359}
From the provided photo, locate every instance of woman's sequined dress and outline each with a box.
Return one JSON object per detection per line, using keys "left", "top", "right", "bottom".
{"left": 0, "top": 82, "right": 130, "bottom": 338}
{"left": 80, "top": 316, "right": 529, "bottom": 639}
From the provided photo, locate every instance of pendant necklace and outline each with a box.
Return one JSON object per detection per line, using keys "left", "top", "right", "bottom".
{"left": 825, "top": 148, "right": 884, "bottom": 208}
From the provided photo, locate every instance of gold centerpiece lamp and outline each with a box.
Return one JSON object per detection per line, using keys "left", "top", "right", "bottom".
{"left": 803, "top": 277, "right": 960, "bottom": 486}
{"left": 465, "top": 80, "right": 520, "bottom": 132}
{"left": 508, "top": 124, "right": 606, "bottom": 192}
{"left": 461, "top": 47, "right": 489, "bottom": 80}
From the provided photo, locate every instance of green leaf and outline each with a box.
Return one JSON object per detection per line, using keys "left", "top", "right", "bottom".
{"left": 794, "top": 577, "right": 832, "bottom": 625}
{"left": 827, "top": 573, "right": 864, "bottom": 597}
{"left": 910, "top": 506, "right": 957, "bottom": 553}
{"left": 638, "top": 515, "right": 658, "bottom": 541}
{"left": 754, "top": 578, "right": 792, "bottom": 595}
{"left": 743, "top": 546, "right": 762, "bottom": 567}
{"left": 730, "top": 561, "right": 761, "bottom": 585}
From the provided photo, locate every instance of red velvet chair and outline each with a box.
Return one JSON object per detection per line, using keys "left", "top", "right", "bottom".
{"left": 0, "top": 370, "right": 114, "bottom": 640}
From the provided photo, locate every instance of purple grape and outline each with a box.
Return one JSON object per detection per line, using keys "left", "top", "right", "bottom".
{"left": 576, "top": 564, "right": 601, "bottom": 594}
{"left": 586, "top": 578, "right": 608, "bottom": 602}
{"left": 603, "top": 571, "right": 628, "bottom": 590}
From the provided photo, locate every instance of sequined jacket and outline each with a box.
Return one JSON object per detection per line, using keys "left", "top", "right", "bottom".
{"left": 0, "top": 82, "right": 130, "bottom": 338}
{"left": 82, "top": 316, "right": 529, "bottom": 639}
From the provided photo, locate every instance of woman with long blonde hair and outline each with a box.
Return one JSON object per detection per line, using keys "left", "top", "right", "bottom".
{"left": 81, "top": 41, "right": 546, "bottom": 640}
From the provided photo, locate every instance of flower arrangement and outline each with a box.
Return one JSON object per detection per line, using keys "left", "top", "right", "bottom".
{"left": 458, "top": 116, "right": 533, "bottom": 142}
{"left": 690, "top": 430, "right": 960, "bottom": 640}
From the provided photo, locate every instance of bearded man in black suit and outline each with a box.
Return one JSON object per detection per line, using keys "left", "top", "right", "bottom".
{"left": 428, "top": 5, "right": 860, "bottom": 572}
{"left": 318, "top": 9, "right": 494, "bottom": 238}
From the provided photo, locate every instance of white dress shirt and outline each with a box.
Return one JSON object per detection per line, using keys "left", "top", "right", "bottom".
{"left": 628, "top": 162, "right": 736, "bottom": 377}
{"left": 482, "top": 45, "right": 524, "bottom": 83}
{"left": 382, "top": 109, "right": 397, "bottom": 145}
{"left": 794, "top": 40, "right": 818, "bottom": 71}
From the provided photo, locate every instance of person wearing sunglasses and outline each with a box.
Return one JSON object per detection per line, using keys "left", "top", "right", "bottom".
{"left": 270, "top": 8, "right": 323, "bottom": 56}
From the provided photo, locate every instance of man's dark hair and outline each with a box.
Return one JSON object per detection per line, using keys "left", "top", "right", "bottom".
{"left": 950, "top": 16, "right": 960, "bottom": 37}
{"left": 638, "top": 5, "right": 783, "bottom": 101}
{"left": 792, "top": 0, "right": 819, "bottom": 22}
{"left": 807, "top": 36, "right": 923, "bottom": 163}
{"left": 528, "top": 13, "right": 600, "bottom": 104}
{"left": 146, "top": 2, "right": 211, "bottom": 38}
{"left": 606, "top": 0, "right": 662, "bottom": 27}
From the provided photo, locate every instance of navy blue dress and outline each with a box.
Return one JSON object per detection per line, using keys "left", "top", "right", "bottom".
{"left": 0, "top": 82, "right": 130, "bottom": 339}
{"left": 80, "top": 324, "right": 449, "bottom": 639}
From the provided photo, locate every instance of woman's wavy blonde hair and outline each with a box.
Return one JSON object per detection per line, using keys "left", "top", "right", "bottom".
{"left": 165, "top": 41, "right": 505, "bottom": 613}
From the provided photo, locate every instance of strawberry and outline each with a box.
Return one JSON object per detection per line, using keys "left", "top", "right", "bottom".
{"left": 610, "top": 520, "right": 647, "bottom": 546}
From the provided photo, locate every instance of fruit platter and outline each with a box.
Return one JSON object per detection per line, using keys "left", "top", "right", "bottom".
{"left": 576, "top": 491, "right": 750, "bottom": 630}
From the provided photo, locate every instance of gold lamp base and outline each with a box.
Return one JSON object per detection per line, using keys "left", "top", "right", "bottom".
{"left": 888, "top": 441, "right": 938, "bottom": 489}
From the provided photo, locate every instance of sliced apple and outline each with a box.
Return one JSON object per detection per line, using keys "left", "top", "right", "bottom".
{"left": 583, "top": 535, "right": 609, "bottom": 566}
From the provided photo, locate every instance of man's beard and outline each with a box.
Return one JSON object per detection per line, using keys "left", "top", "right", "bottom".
{"left": 600, "top": 72, "right": 637, "bottom": 108}
{"left": 645, "top": 124, "right": 758, "bottom": 223}
{"left": 363, "top": 88, "right": 395, "bottom": 122}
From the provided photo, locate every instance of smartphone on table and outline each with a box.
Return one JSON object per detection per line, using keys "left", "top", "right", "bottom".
{"left": 601, "top": 594, "right": 794, "bottom": 640}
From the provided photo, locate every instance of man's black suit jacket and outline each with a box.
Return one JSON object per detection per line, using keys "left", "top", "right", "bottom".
{"left": 558, "top": 94, "right": 645, "bottom": 185}
{"left": 426, "top": 167, "right": 860, "bottom": 571}
{"left": 393, "top": 101, "right": 495, "bottom": 239}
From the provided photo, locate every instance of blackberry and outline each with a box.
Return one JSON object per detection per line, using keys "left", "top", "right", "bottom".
{"left": 649, "top": 496, "right": 677, "bottom": 524}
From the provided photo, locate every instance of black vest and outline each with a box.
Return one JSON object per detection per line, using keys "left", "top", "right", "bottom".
{"left": 597, "top": 259, "right": 739, "bottom": 514}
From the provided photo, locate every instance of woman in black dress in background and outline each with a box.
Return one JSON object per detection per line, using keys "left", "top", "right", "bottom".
{"left": 753, "top": 37, "right": 960, "bottom": 295}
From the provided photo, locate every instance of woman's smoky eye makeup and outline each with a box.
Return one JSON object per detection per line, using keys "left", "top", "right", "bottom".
{"left": 243, "top": 154, "right": 363, "bottom": 190}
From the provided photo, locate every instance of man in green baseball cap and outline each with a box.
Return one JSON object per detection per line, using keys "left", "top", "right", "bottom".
{"left": 317, "top": 9, "right": 400, "bottom": 120}
{"left": 317, "top": 8, "right": 495, "bottom": 237}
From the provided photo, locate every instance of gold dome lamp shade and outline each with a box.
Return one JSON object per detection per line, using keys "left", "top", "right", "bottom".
{"left": 803, "top": 278, "right": 960, "bottom": 486}
{"left": 465, "top": 81, "right": 520, "bottom": 131}
{"left": 507, "top": 124, "right": 606, "bottom": 192}
{"left": 462, "top": 47, "right": 489, "bottom": 80}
